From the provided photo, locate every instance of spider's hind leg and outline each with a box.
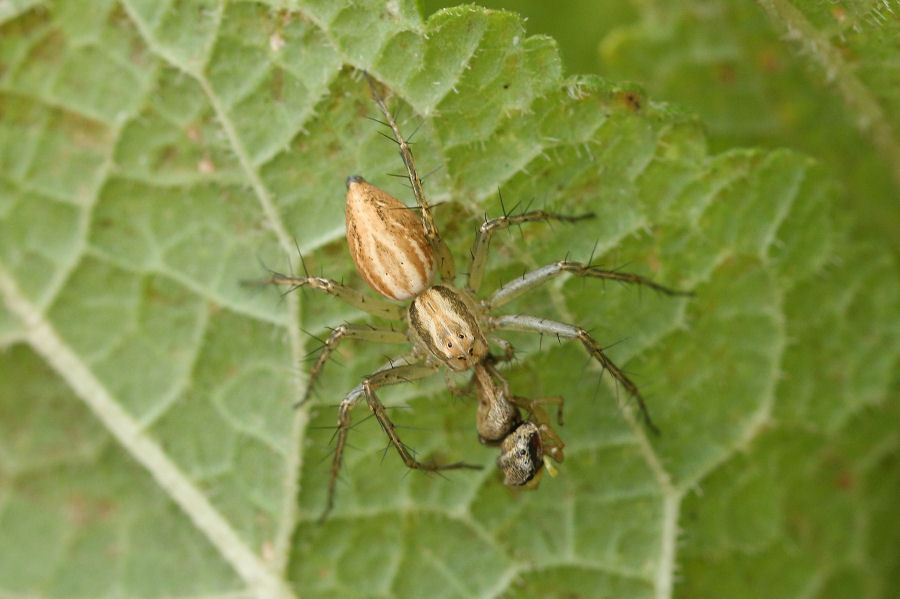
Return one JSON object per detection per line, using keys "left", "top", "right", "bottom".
{"left": 322, "top": 359, "right": 481, "bottom": 521}
{"left": 300, "top": 323, "right": 409, "bottom": 407}
{"left": 509, "top": 394, "right": 565, "bottom": 428}
{"left": 466, "top": 209, "right": 595, "bottom": 295}
{"left": 487, "top": 314, "right": 661, "bottom": 435}
{"left": 488, "top": 260, "right": 693, "bottom": 310}
{"left": 362, "top": 363, "right": 481, "bottom": 473}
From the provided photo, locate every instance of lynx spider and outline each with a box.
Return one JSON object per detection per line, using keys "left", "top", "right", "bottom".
{"left": 259, "top": 73, "right": 691, "bottom": 520}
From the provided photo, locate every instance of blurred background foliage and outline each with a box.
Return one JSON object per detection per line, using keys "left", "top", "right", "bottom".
{"left": 423, "top": 0, "right": 900, "bottom": 250}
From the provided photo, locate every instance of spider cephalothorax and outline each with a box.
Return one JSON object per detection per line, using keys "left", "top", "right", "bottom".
{"left": 257, "top": 73, "right": 691, "bottom": 520}
{"left": 408, "top": 284, "right": 489, "bottom": 371}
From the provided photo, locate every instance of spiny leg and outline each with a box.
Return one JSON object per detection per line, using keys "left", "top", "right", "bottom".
{"left": 323, "top": 357, "right": 426, "bottom": 521}
{"left": 300, "top": 323, "right": 409, "bottom": 407}
{"left": 324, "top": 360, "right": 480, "bottom": 521}
{"left": 466, "top": 210, "right": 594, "bottom": 294}
{"left": 245, "top": 270, "right": 405, "bottom": 321}
{"left": 319, "top": 351, "right": 421, "bottom": 522}
{"left": 487, "top": 314, "right": 660, "bottom": 434}
{"left": 509, "top": 394, "right": 565, "bottom": 427}
{"left": 488, "top": 260, "right": 693, "bottom": 310}
{"left": 363, "top": 365, "right": 481, "bottom": 474}
{"left": 363, "top": 72, "right": 456, "bottom": 282}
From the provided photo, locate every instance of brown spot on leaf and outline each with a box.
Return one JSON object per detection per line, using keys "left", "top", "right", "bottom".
{"left": 66, "top": 493, "right": 116, "bottom": 526}
{"left": 717, "top": 63, "right": 735, "bottom": 84}
{"left": 270, "top": 66, "right": 284, "bottom": 103}
{"left": 186, "top": 125, "right": 202, "bottom": 142}
{"left": 834, "top": 469, "right": 854, "bottom": 491}
{"left": 758, "top": 48, "right": 781, "bottom": 72}
{"left": 616, "top": 91, "right": 642, "bottom": 112}
{"left": 198, "top": 155, "right": 215, "bottom": 173}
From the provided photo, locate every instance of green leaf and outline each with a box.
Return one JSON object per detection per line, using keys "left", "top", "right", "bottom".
{"left": 598, "top": 0, "right": 900, "bottom": 249}
{"left": 1, "top": 2, "right": 898, "bottom": 599}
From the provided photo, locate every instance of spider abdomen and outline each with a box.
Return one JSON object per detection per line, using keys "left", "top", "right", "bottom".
{"left": 345, "top": 175, "right": 435, "bottom": 301}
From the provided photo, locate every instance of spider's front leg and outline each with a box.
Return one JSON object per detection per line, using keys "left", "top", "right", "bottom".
{"left": 487, "top": 314, "right": 661, "bottom": 434}
{"left": 466, "top": 210, "right": 594, "bottom": 295}
{"left": 244, "top": 270, "right": 405, "bottom": 321}
{"left": 363, "top": 72, "right": 456, "bottom": 282}
{"left": 484, "top": 262, "right": 690, "bottom": 432}
{"left": 488, "top": 260, "right": 693, "bottom": 310}
{"left": 324, "top": 359, "right": 481, "bottom": 521}
{"left": 300, "top": 323, "right": 408, "bottom": 406}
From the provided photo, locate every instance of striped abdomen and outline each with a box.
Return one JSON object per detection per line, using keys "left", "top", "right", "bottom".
{"left": 345, "top": 176, "right": 435, "bottom": 301}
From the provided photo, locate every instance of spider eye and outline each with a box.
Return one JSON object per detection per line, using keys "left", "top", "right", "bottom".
{"left": 447, "top": 341, "right": 453, "bottom": 348}
{"left": 458, "top": 333, "right": 465, "bottom": 339}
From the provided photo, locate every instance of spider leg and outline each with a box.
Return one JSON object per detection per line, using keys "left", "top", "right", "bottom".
{"left": 244, "top": 271, "right": 405, "bottom": 321}
{"left": 509, "top": 394, "right": 565, "bottom": 428}
{"left": 487, "top": 314, "right": 660, "bottom": 434}
{"left": 486, "top": 335, "right": 516, "bottom": 363}
{"left": 444, "top": 368, "right": 475, "bottom": 398}
{"left": 363, "top": 365, "right": 481, "bottom": 473}
{"left": 299, "top": 323, "right": 409, "bottom": 406}
{"left": 322, "top": 359, "right": 480, "bottom": 521}
{"left": 487, "top": 260, "right": 693, "bottom": 310}
{"left": 363, "top": 72, "right": 456, "bottom": 282}
{"left": 467, "top": 211, "right": 594, "bottom": 294}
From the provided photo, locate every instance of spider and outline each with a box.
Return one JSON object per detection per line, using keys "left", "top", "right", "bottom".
{"left": 257, "top": 73, "right": 691, "bottom": 520}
